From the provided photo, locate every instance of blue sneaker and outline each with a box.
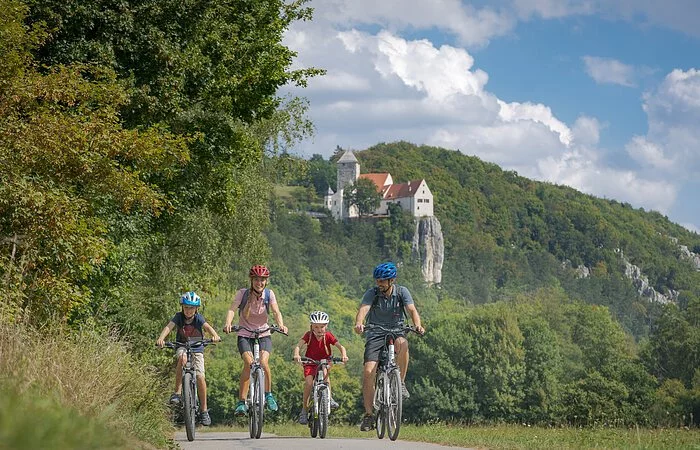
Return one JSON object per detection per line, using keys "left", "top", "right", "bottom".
{"left": 265, "top": 392, "right": 278, "bottom": 411}
{"left": 234, "top": 400, "right": 247, "bottom": 416}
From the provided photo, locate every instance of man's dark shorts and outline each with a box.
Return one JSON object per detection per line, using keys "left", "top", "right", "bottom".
{"left": 237, "top": 335, "right": 272, "bottom": 355}
{"left": 363, "top": 331, "right": 406, "bottom": 363}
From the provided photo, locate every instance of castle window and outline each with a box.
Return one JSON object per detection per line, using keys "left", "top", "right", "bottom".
{"left": 425, "top": 199, "right": 430, "bottom": 203}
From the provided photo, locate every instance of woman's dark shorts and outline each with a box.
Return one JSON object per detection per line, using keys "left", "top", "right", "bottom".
{"left": 237, "top": 335, "right": 272, "bottom": 355}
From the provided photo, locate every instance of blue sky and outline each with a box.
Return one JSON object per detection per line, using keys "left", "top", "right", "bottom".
{"left": 281, "top": 0, "right": 700, "bottom": 233}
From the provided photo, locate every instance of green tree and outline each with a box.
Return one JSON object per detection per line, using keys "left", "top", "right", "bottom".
{"left": 343, "top": 177, "right": 381, "bottom": 217}
{"left": 25, "top": 0, "right": 323, "bottom": 216}
{"left": 0, "top": 0, "right": 188, "bottom": 323}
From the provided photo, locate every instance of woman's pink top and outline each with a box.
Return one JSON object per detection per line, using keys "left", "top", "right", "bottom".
{"left": 231, "top": 288, "right": 277, "bottom": 338}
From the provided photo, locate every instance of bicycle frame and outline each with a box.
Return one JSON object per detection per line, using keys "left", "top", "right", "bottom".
{"left": 162, "top": 339, "right": 213, "bottom": 442}
{"left": 365, "top": 324, "right": 421, "bottom": 441}
{"left": 300, "top": 356, "right": 342, "bottom": 439}
{"left": 233, "top": 324, "right": 286, "bottom": 439}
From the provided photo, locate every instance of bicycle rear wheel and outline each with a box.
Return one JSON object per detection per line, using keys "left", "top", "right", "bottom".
{"left": 249, "top": 368, "right": 265, "bottom": 439}
{"left": 375, "top": 373, "right": 386, "bottom": 439}
{"left": 387, "top": 369, "right": 403, "bottom": 441}
{"left": 183, "top": 372, "right": 196, "bottom": 442}
{"left": 318, "top": 386, "right": 329, "bottom": 439}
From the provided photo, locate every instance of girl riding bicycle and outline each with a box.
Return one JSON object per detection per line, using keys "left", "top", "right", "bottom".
{"left": 223, "top": 265, "right": 288, "bottom": 416}
{"left": 156, "top": 291, "right": 221, "bottom": 426}
{"left": 293, "top": 311, "right": 348, "bottom": 424}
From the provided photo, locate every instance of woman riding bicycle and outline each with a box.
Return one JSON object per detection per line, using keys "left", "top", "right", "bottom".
{"left": 293, "top": 310, "right": 348, "bottom": 424}
{"left": 223, "top": 265, "right": 288, "bottom": 415}
{"left": 354, "top": 262, "right": 425, "bottom": 431}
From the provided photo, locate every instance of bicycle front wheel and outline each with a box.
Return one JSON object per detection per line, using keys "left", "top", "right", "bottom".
{"left": 183, "top": 372, "right": 196, "bottom": 442}
{"left": 375, "top": 373, "right": 387, "bottom": 439}
{"left": 318, "top": 386, "right": 329, "bottom": 439}
{"left": 249, "top": 368, "right": 265, "bottom": 439}
{"left": 387, "top": 369, "right": 403, "bottom": 441}
{"left": 310, "top": 386, "right": 319, "bottom": 438}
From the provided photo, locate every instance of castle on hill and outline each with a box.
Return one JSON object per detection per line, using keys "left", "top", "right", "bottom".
{"left": 324, "top": 150, "right": 434, "bottom": 220}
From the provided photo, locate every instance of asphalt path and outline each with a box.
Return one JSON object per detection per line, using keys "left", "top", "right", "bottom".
{"left": 174, "top": 431, "right": 474, "bottom": 450}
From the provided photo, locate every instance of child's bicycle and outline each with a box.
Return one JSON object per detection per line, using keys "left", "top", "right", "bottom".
{"left": 365, "top": 324, "right": 423, "bottom": 441}
{"left": 161, "top": 339, "right": 214, "bottom": 442}
{"left": 299, "top": 356, "right": 344, "bottom": 439}
{"left": 231, "top": 324, "right": 287, "bottom": 439}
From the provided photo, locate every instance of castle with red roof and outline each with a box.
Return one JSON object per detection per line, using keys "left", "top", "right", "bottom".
{"left": 324, "top": 150, "right": 434, "bottom": 220}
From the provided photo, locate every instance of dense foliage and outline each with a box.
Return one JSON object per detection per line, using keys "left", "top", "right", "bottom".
{"left": 255, "top": 143, "right": 699, "bottom": 427}
{"left": 2, "top": 0, "right": 698, "bottom": 441}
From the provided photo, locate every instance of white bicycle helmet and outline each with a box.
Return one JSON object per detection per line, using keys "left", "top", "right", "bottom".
{"left": 309, "top": 310, "right": 329, "bottom": 324}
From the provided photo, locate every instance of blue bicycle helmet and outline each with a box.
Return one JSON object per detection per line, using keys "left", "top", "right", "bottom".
{"left": 373, "top": 262, "right": 397, "bottom": 280}
{"left": 180, "top": 291, "right": 201, "bottom": 307}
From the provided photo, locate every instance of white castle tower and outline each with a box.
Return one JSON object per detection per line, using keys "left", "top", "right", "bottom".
{"left": 324, "top": 150, "right": 360, "bottom": 219}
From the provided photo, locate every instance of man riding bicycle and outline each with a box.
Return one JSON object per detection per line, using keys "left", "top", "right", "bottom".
{"left": 354, "top": 262, "right": 425, "bottom": 432}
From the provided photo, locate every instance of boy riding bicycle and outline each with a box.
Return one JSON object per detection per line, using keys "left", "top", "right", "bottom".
{"left": 156, "top": 291, "right": 221, "bottom": 426}
{"left": 293, "top": 311, "right": 348, "bottom": 424}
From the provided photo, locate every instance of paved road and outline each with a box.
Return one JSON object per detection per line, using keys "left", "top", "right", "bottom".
{"left": 174, "top": 431, "right": 473, "bottom": 449}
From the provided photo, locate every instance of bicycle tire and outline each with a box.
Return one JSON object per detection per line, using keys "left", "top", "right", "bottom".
{"left": 310, "top": 385, "right": 319, "bottom": 438}
{"left": 387, "top": 369, "right": 402, "bottom": 441}
{"left": 183, "top": 372, "right": 196, "bottom": 442}
{"left": 375, "top": 373, "right": 386, "bottom": 439}
{"left": 254, "top": 368, "right": 265, "bottom": 439}
{"left": 319, "top": 386, "right": 329, "bottom": 438}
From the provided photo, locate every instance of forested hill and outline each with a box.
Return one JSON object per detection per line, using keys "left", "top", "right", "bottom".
{"left": 263, "top": 141, "right": 699, "bottom": 426}
{"left": 280, "top": 141, "right": 700, "bottom": 338}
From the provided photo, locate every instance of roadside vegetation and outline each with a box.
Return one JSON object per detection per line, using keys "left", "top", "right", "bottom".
{"left": 208, "top": 423, "right": 700, "bottom": 449}
{"left": 1, "top": 0, "right": 698, "bottom": 447}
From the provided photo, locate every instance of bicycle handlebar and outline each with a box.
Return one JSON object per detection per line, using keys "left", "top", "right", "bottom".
{"left": 160, "top": 339, "right": 215, "bottom": 350}
{"left": 299, "top": 356, "right": 345, "bottom": 365}
{"left": 364, "top": 323, "right": 425, "bottom": 336}
{"left": 227, "top": 324, "right": 288, "bottom": 336}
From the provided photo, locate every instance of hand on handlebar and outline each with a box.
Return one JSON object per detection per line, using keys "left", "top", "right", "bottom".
{"left": 354, "top": 323, "right": 364, "bottom": 334}
{"left": 156, "top": 338, "right": 165, "bottom": 348}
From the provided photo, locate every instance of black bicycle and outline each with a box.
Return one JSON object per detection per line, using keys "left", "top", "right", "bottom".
{"left": 299, "top": 356, "right": 344, "bottom": 439}
{"left": 161, "top": 339, "right": 214, "bottom": 441}
{"left": 365, "top": 324, "right": 422, "bottom": 441}
{"left": 232, "top": 324, "right": 287, "bottom": 439}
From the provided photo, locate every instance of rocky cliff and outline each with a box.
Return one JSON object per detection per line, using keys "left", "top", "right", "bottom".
{"left": 411, "top": 216, "right": 444, "bottom": 285}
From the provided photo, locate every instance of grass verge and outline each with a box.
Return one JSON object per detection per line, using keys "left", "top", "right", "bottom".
{"left": 0, "top": 322, "right": 171, "bottom": 449}
{"left": 205, "top": 422, "right": 700, "bottom": 449}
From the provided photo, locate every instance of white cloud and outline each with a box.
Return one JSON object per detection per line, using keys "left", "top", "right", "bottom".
{"left": 282, "top": 1, "right": 699, "bottom": 229}
{"left": 571, "top": 116, "right": 602, "bottom": 146}
{"left": 317, "top": 0, "right": 516, "bottom": 47}
{"left": 513, "top": 0, "right": 700, "bottom": 38}
{"left": 535, "top": 149, "right": 677, "bottom": 214}
{"left": 638, "top": 68, "right": 700, "bottom": 176}
{"left": 582, "top": 56, "right": 636, "bottom": 87}
{"left": 625, "top": 136, "right": 676, "bottom": 170}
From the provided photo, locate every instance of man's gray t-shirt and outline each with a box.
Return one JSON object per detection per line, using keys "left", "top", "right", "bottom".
{"left": 361, "top": 285, "right": 414, "bottom": 332}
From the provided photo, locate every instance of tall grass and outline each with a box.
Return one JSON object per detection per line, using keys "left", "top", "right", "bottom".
{"left": 242, "top": 422, "right": 700, "bottom": 449}
{"left": 0, "top": 322, "right": 171, "bottom": 449}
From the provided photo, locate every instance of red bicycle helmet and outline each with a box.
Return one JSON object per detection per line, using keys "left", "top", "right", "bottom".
{"left": 249, "top": 265, "right": 270, "bottom": 278}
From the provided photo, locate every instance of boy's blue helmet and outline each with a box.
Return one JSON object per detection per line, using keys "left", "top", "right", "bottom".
{"left": 373, "top": 262, "right": 397, "bottom": 280}
{"left": 180, "top": 291, "right": 201, "bottom": 307}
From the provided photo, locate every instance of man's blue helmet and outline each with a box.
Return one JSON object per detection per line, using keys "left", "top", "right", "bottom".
{"left": 373, "top": 262, "right": 397, "bottom": 280}
{"left": 180, "top": 291, "right": 201, "bottom": 307}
